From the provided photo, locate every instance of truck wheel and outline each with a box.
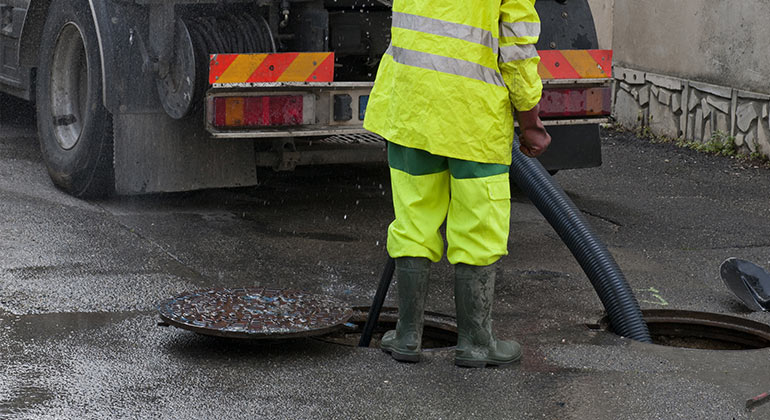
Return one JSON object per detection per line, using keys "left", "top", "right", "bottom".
{"left": 36, "top": 0, "right": 114, "bottom": 197}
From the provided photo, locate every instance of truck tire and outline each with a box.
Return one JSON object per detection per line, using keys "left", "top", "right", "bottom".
{"left": 36, "top": 0, "right": 114, "bottom": 197}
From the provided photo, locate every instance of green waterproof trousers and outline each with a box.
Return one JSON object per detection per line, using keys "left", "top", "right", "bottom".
{"left": 387, "top": 143, "right": 512, "bottom": 266}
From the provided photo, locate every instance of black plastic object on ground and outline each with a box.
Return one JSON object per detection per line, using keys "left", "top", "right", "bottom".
{"left": 510, "top": 144, "right": 652, "bottom": 343}
{"left": 720, "top": 258, "right": 770, "bottom": 311}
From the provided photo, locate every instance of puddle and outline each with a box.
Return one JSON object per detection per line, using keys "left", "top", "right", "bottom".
{"left": 6, "top": 311, "right": 140, "bottom": 340}
{"left": 0, "top": 383, "right": 53, "bottom": 417}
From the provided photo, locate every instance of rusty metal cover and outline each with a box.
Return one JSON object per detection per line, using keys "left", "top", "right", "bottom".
{"left": 158, "top": 288, "right": 353, "bottom": 339}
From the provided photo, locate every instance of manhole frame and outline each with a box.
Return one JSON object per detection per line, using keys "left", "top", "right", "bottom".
{"left": 317, "top": 305, "right": 458, "bottom": 349}
{"left": 596, "top": 309, "right": 770, "bottom": 350}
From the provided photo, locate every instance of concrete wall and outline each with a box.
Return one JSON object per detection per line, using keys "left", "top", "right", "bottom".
{"left": 613, "top": 0, "right": 770, "bottom": 94}
{"left": 611, "top": 0, "right": 770, "bottom": 157}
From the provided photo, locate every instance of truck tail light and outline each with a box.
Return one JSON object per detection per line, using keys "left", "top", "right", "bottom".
{"left": 212, "top": 95, "right": 304, "bottom": 128}
{"left": 538, "top": 87, "right": 612, "bottom": 118}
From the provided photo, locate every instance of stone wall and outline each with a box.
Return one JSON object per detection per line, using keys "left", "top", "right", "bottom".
{"left": 614, "top": 66, "right": 770, "bottom": 157}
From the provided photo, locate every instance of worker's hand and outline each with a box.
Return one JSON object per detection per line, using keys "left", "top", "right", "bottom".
{"left": 516, "top": 105, "right": 551, "bottom": 158}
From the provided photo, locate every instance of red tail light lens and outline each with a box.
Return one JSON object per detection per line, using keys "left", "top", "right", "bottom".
{"left": 538, "top": 87, "right": 612, "bottom": 118}
{"left": 213, "top": 95, "right": 304, "bottom": 128}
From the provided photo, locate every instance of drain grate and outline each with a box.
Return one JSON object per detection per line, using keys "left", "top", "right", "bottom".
{"left": 596, "top": 309, "right": 770, "bottom": 350}
{"left": 319, "top": 306, "right": 458, "bottom": 349}
{"left": 158, "top": 288, "right": 353, "bottom": 339}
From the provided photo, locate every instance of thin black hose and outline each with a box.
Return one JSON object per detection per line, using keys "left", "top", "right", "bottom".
{"left": 358, "top": 257, "right": 396, "bottom": 347}
{"left": 509, "top": 142, "right": 652, "bottom": 343}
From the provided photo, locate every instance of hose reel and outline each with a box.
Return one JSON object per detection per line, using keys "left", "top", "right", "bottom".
{"left": 157, "top": 12, "right": 277, "bottom": 120}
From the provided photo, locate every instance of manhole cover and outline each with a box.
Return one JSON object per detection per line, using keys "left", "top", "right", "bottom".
{"left": 319, "top": 306, "right": 457, "bottom": 349}
{"left": 596, "top": 309, "right": 770, "bottom": 350}
{"left": 158, "top": 288, "right": 353, "bottom": 339}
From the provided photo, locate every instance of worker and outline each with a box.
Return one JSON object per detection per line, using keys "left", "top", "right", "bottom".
{"left": 363, "top": 0, "right": 551, "bottom": 368}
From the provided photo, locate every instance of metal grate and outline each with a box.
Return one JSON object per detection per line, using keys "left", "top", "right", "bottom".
{"left": 158, "top": 288, "right": 353, "bottom": 339}
{"left": 318, "top": 132, "right": 386, "bottom": 145}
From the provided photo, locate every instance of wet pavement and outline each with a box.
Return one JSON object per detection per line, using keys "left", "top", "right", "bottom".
{"left": 2, "top": 96, "right": 770, "bottom": 419}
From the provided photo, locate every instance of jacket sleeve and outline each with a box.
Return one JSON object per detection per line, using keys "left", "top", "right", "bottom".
{"left": 498, "top": 0, "right": 542, "bottom": 112}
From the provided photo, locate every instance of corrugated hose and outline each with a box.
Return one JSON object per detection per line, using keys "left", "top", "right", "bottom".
{"left": 509, "top": 138, "right": 652, "bottom": 343}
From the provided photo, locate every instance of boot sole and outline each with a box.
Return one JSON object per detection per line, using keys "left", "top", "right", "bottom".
{"left": 455, "top": 354, "right": 521, "bottom": 368}
{"left": 382, "top": 348, "right": 420, "bottom": 363}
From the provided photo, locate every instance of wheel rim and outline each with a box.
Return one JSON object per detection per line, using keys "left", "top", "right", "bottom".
{"left": 50, "top": 22, "right": 89, "bottom": 151}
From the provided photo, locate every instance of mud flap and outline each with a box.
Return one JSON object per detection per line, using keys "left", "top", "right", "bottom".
{"left": 113, "top": 112, "right": 257, "bottom": 194}
{"left": 535, "top": 124, "right": 602, "bottom": 171}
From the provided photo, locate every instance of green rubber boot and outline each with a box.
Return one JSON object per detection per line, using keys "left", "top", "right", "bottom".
{"left": 380, "top": 257, "right": 431, "bottom": 363}
{"left": 454, "top": 263, "right": 522, "bottom": 368}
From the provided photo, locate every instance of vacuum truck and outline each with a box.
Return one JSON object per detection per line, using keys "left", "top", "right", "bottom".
{"left": 0, "top": 0, "right": 610, "bottom": 196}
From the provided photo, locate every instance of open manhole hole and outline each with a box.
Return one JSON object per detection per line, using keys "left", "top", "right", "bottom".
{"left": 318, "top": 306, "right": 458, "bottom": 349}
{"left": 596, "top": 309, "right": 770, "bottom": 350}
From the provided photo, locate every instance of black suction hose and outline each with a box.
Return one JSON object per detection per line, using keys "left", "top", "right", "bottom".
{"left": 509, "top": 144, "right": 652, "bottom": 343}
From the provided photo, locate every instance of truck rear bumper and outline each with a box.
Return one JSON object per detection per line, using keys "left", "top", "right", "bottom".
{"left": 254, "top": 133, "right": 386, "bottom": 171}
{"left": 205, "top": 79, "right": 610, "bottom": 171}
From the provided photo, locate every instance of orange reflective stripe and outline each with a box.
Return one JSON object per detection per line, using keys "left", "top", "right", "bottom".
{"left": 537, "top": 49, "right": 612, "bottom": 80}
{"left": 277, "top": 52, "right": 330, "bottom": 82}
{"left": 212, "top": 55, "right": 268, "bottom": 84}
{"left": 305, "top": 53, "right": 336, "bottom": 82}
{"left": 560, "top": 50, "right": 608, "bottom": 78}
{"left": 587, "top": 50, "right": 613, "bottom": 78}
{"left": 536, "top": 61, "right": 554, "bottom": 80}
{"left": 209, "top": 54, "right": 240, "bottom": 83}
{"left": 249, "top": 53, "right": 298, "bottom": 83}
{"left": 538, "top": 50, "right": 580, "bottom": 79}
{"left": 209, "top": 53, "right": 335, "bottom": 84}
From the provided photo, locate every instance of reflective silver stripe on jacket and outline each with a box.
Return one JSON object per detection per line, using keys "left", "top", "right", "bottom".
{"left": 392, "top": 11, "right": 498, "bottom": 51}
{"left": 499, "top": 21, "right": 541, "bottom": 39}
{"left": 386, "top": 45, "right": 506, "bottom": 87}
{"left": 499, "top": 44, "right": 538, "bottom": 63}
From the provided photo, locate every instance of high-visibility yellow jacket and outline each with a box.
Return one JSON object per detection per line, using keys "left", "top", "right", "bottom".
{"left": 363, "top": 0, "right": 543, "bottom": 165}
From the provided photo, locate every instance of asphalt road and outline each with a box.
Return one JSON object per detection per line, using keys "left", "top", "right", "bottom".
{"left": 2, "top": 95, "right": 770, "bottom": 419}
